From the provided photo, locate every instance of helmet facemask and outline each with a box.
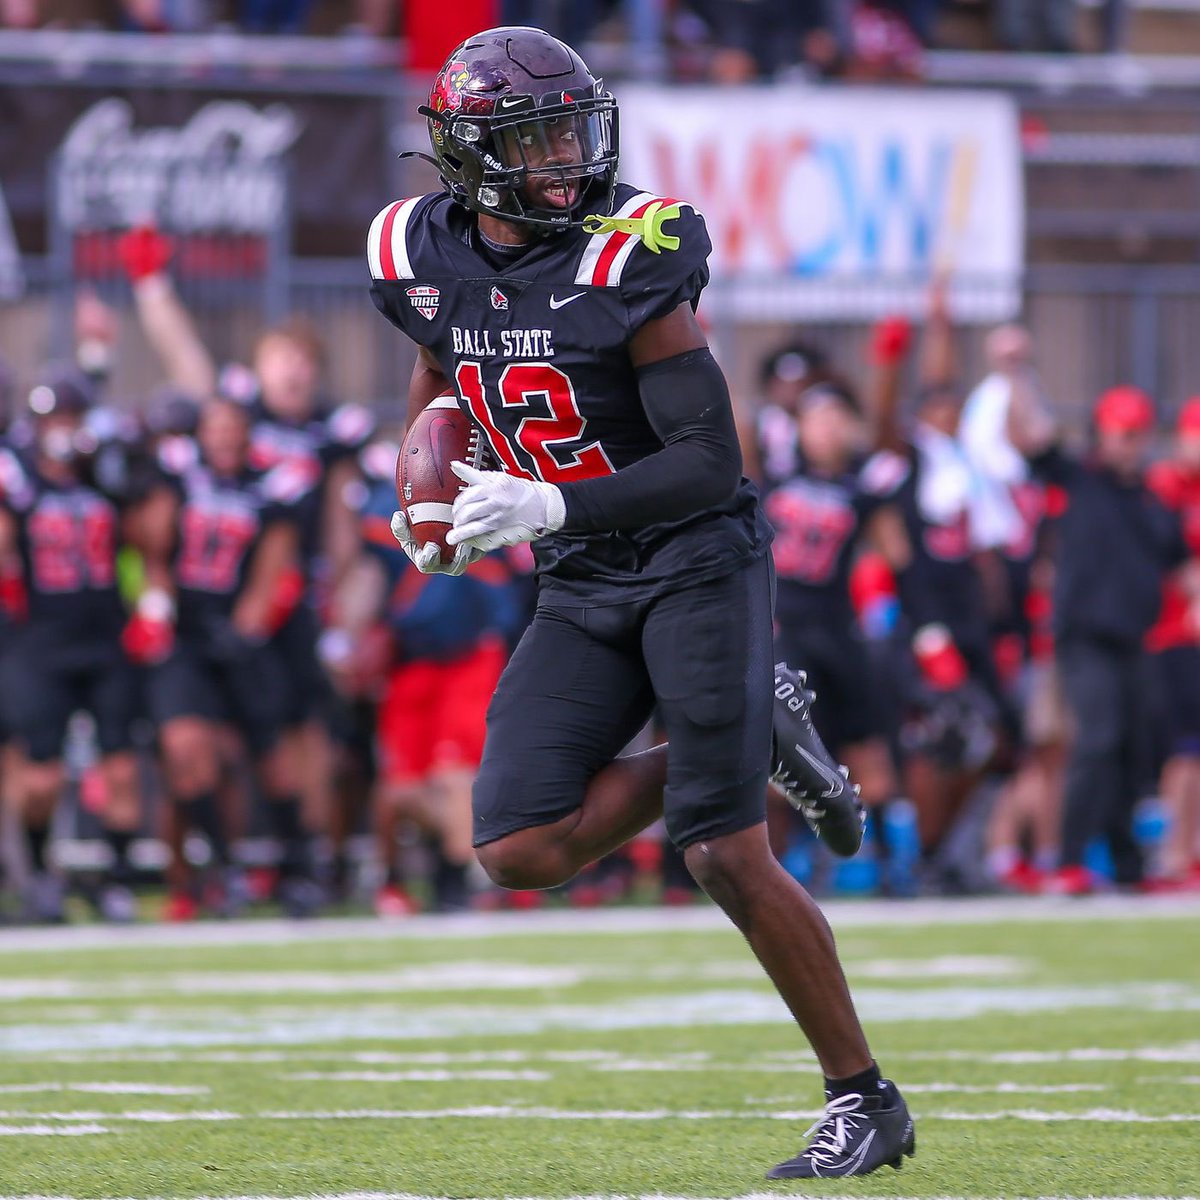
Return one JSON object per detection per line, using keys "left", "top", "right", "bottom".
{"left": 419, "top": 71, "right": 618, "bottom": 232}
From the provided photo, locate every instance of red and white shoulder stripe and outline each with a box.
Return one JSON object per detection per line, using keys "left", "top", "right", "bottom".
{"left": 366, "top": 196, "right": 425, "bottom": 281}
{"left": 573, "top": 191, "right": 687, "bottom": 289}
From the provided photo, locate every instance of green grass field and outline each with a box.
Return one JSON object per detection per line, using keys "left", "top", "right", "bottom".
{"left": 0, "top": 898, "right": 1198, "bottom": 1199}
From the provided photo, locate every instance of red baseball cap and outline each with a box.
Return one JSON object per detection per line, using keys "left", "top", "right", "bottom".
{"left": 1177, "top": 396, "right": 1200, "bottom": 437}
{"left": 1094, "top": 386, "right": 1155, "bottom": 434}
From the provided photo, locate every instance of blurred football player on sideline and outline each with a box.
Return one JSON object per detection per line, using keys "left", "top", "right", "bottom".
{"left": 326, "top": 450, "right": 522, "bottom": 915}
{"left": 761, "top": 370, "right": 909, "bottom": 835}
{"left": 126, "top": 391, "right": 318, "bottom": 918}
{"left": 0, "top": 371, "right": 142, "bottom": 923}
{"left": 118, "top": 226, "right": 376, "bottom": 898}
{"left": 1008, "top": 381, "right": 1193, "bottom": 895}
{"left": 369, "top": 27, "right": 912, "bottom": 1179}
{"left": 1144, "top": 397, "right": 1200, "bottom": 890}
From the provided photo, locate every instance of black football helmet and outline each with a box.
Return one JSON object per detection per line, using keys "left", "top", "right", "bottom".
{"left": 27, "top": 365, "right": 94, "bottom": 420}
{"left": 416, "top": 26, "right": 619, "bottom": 232}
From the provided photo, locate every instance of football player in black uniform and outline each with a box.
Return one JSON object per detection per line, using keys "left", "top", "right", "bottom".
{"left": 369, "top": 26, "right": 912, "bottom": 1179}
{"left": 0, "top": 371, "right": 142, "bottom": 923}
{"left": 870, "top": 306, "right": 1010, "bottom": 882}
{"left": 240, "top": 332, "right": 375, "bottom": 899}
{"left": 129, "top": 392, "right": 319, "bottom": 918}
{"left": 763, "top": 378, "right": 908, "bottom": 816}
{"left": 120, "top": 224, "right": 376, "bottom": 901}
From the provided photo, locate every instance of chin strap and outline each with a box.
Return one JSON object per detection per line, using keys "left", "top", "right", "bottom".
{"left": 396, "top": 150, "right": 442, "bottom": 170}
{"left": 582, "top": 200, "right": 682, "bottom": 254}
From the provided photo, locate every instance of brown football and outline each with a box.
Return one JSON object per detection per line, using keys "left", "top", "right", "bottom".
{"left": 395, "top": 391, "right": 487, "bottom": 566}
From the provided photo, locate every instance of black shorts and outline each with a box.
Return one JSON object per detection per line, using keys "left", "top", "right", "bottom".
{"left": 271, "top": 604, "right": 330, "bottom": 726}
{"left": 473, "top": 555, "right": 774, "bottom": 851}
{"left": 1153, "top": 645, "right": 1200, "bottom": 757}
{"left": 774, "top": 621, "right": 881, "bottom": 752}
{"left": 0, "top": 639, "right": 139, "bottom": 763}
{"left": 147, "top": 638, "right": 289, "bottom": 756}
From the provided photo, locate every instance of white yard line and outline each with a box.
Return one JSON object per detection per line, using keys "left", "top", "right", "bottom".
{"left": 282, "top": 1070, "right": 552, "bottom": 1083}
{"left": 0, "top": 1123, "right": 108, "bottom": 1136}
{"left": 1, "top": 895, "right": 1199, "bottom": 953}
{"left": 901, "top": 1083, "right": 1108, "bottom": 1094}
{"left": 31, "top": 1049, "right": 553, "bottom": 1065}
{"left": 933, "top": 1108, "right": 1200, "bottom": 1123}
{"left": 4, "top": 982, "right": 1198, "bottom": 1053}
{"left": 0, "top": 965, "right": 586, "bottom": 1000}
{"left": 0, "top": 1106, "right": 1196, "bottom": 1125}
{"left": 851, "top": 955, "right": 1028, "bottom": 978}
{"left": 0, "top": 1083, "right": 207, "bottom": 1095}
{"left": 902, "top": 1042, "right": 1200, "bottom": 1064}
{"left": 21, "top": 1043, "right": 1200, "bottom": 1071}
{"left": 0, "top": 1194, "right": 1198, "bottom": 1200}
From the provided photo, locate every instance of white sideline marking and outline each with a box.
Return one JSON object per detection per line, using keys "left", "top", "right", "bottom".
{"left": 1, "top": 894, "right": 1199, "bottom": 952}
{"left": 934, "top": 1108, "right": 1200, "bottom": 1123}
{"left": 0, "top": 1193, "right": 1198, "bottom": 1200}
{"left": 904, "top": 1042, "right": 1200, "bottom": 1064}
{"left": 33, "top": 1049, "right": 555, "bottom": 1065}
{"left": 0, "top": 1123, "right": 108, "bottom": 1137}
{"left": 0, "top": 981, "right": 82, "bottom": 999}
{"left": 852, "top": 955, "right": 1027, "bottom": 979}
{"left": 902, "top": 1082, "right": 1107, "bottom": 1095}
{"left": 283, "top": 1070, "right": 552, "bottom": 1083}
{"left": 2, "top": 1106, "right": 1199, "bottom": 1126}
{"left": 0, "top": 1195, "right": 1196, "bottom": 1200}
{"left": 0, "top": 956, "right": 1023, "bottom": 1002}
{"left": 5, "top": 982, "right": 1199, "bottom": 1053}
{"left": 0, "top": 964, "right": 584, "bottom": 1000}
{"left": 0, "top": 1082, "right": 207, "bottom": 1095}
{"left": 1, "top": 1195, "right": 1192, "bottom": 1200}
{"left": 20, "top": 1043, "right": 1200, "bottom": 1073}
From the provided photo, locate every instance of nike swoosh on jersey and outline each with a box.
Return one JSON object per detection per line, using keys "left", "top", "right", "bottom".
{"left": 549, "top": 292, "right": 586, "bottom": 309}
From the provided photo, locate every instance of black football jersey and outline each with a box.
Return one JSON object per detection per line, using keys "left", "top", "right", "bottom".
{"left": 0, "top": 448, "right": 124, "bottom": 643}
{"left": 161, "top": 460, "right": 305, "bottom": 637}
{"left": 368, "top": 184, "right": 771, "bottom": 603}
{"left": 247, "top": 402, "right": 374, "bottom": 568}
{"left": 894, "top": 443, "right": 983, "bottom": 629}
{"left": 764, "top": 451, "right": 907, "bottom": 630}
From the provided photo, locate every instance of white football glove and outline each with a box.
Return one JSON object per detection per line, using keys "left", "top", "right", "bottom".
{"left": 446, "top": 461, "right": 566, "bottom": 552}
{"left": 389, "top": 508, "right": 481, "bottom": 577}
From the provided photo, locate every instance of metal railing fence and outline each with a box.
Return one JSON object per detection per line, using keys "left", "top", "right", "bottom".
{"left": 6, "top": 259, "right": 1200, "bottom": 430}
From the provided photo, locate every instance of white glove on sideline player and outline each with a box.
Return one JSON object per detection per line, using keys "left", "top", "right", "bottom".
{"left": 390, "top": 508, "right": 481, "bottom": 576}
{"left": 447, "top": 461, "right": 567, "bottom": 552}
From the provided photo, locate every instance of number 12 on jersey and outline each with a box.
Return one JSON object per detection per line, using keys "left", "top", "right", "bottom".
{"left": 455, "top": 361, "right": 615, "bottom": 484}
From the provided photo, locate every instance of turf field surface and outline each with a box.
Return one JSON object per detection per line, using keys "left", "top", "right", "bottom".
{"left": 0, "top": 897, "right": 1198, "bottom": 1199}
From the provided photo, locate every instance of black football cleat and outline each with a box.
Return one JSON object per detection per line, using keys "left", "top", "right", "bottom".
{"left": 766, "top": 1083, "right": 915, "bottom": 1179}
{"left": 771, "top": 662, "right": 865, "bottom": 857}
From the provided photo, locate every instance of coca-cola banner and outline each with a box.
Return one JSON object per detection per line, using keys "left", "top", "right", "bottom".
{"left": 57, "top": 98, "right": 299, "bottom": 235}
{"left": 0, "top": 83, "right": 393, "bottom": 259}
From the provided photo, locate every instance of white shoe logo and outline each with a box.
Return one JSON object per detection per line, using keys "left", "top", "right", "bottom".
{"left": 793, "top": 744, "right": 844, "bottom": 797}
{"left": 549, "top": 292, "right": 585, "bottom": 309}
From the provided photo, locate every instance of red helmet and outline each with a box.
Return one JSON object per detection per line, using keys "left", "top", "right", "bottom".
{"left": 1093, "top": 385, "right": 1155, "bottom": 435}
{"left": 417, "top": 26, "right": 618, "bottom": 232}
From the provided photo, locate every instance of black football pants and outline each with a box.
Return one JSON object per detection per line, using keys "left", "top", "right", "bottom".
{"left": 1057, "top": 637, "right": 1147, "bottom": 884}
{"left": 472, "top": 555, "right": 774, "bottom": 851}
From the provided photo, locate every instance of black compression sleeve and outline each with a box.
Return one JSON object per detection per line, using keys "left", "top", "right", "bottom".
{"left": 558, "top": 348, "right": 743, "bottom": 533}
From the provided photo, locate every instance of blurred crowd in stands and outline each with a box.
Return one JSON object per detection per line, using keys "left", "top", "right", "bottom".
{"left": 0, "top": 1, "right": 1139, "bottom": 69}
{"left": 0, "top": 221, "right": 1198, "bottom": 928}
